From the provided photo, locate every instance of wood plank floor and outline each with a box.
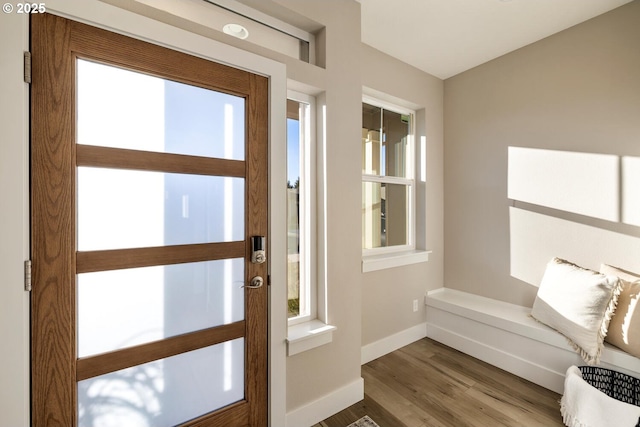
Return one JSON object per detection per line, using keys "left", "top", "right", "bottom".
{"left": 314, "top": 338, "right": 565, "bottom": 427}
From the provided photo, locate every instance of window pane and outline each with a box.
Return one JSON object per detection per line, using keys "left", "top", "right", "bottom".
{"left": 286, "top": 97, "right": 312, "bottom": 320}
{"left": 77, "top": 168, "right": 244, "bottom": 251}
{"left": 287, "top": 111, "right": 301, "bottom": 318}
{"left": 77, "top": 259, "right": 244, "bottom": 357}
{"left": 78, "top": 339, "right": 244, "bottom": 427}
{"left": 362, "top": 103, "right": 382, "bottom": 175}
{"left": 362, "top": 182, "right": 408, "bottom": 249}
{"left": 77, "top": 59, "right": 245, "bottom": 161}
{"left": 362, "top": 103, "right": 410, "bottom": 178}
{"left": 383, "top": 109, "right": 409, "bottom": 178}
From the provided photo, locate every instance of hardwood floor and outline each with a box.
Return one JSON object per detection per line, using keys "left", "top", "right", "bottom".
{"left": 314, "top": 338, "right": 565, "bottom": 427}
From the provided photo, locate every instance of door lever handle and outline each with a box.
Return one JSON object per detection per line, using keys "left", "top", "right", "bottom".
{"left": 242, "top": 276, "right": 264, "bottom": 289}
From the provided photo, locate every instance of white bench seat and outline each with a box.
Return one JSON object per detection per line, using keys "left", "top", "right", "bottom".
{"left": 426, "top": 287, "right": 640, "bottom": 393}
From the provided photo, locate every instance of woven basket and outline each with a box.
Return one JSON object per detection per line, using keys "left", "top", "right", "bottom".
{"left": 579, "top": 366, "right": 640, "bottom": 427}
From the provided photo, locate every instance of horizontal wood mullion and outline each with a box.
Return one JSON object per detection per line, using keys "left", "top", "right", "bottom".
{"left": 70, "top": 20, "right": 251, "bottom": 96}
{"left": 77, "top": 144, "right": 245, "bottom": 177}
{"left": 77, "top": 321, "right": 246, "bottom": 381}
{"left": 77, "top": 241, "right": 245, "bottom": 273}
{"left": 183, "top": 401, "right": 248, "bottom": 427}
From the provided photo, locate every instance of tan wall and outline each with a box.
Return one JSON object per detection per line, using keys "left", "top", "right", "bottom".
{"left": 275, "top": 0, "right": 365, "bottom": 413}
{"left": 243, "top": 0, "right": 445, "bottom": 409}
{"left": 360, "top": 44, "right": 444, "bottom": 346}
{"left": 444, "top": 0, "right": 640, "bottom": 306}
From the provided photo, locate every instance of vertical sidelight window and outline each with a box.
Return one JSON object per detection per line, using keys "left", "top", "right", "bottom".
{"left": 286, "top": 93, "right": 316, "bottom": 323}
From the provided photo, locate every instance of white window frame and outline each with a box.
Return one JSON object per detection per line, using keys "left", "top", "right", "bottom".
{"left": 285, "top": 90, "right": 336, "bottom": 355}
{"left": 286, "top": 90, "right": 317, "bottom": 326}
{"left": 362, "top": 96, "right": 417, "bottom": 257}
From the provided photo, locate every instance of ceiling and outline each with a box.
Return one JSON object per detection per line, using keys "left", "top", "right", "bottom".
{"left": 359, "top": 0, "right": 633, "bottom": 79}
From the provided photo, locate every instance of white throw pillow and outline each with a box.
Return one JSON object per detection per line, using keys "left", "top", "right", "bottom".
{"left": 531, "top": 258, "right": 621, "bottom": 364}
{"left": 600, "top": 264, "right": 640, "bottom": 357}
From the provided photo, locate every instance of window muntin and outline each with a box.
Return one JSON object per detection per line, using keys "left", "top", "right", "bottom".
{"left": 362, "top": 100, "right": 414, "bottom": 253}
{"left": 287, "top": 94, "right": 315, "bottom": 323}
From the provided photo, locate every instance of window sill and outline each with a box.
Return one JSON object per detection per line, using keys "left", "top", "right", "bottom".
{"left": 286, "top": 319, "right": 336, "bottom": 356}
{"left": 362, "top": 249, "right": 431, "bottom": 273}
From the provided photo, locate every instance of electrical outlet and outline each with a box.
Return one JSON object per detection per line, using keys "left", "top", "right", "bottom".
{"left": 413, "top": 299, "right": 419, "bottom": 312}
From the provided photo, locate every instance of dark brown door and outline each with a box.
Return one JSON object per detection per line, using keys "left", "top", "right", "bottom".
{"left": 31, "top": 13, "right": 268, "bottom": 427}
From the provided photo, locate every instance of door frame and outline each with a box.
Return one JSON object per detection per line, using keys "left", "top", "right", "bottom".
{"left": 0, "top": 12, "right": 31, "bottom": 427}
{"left": 25, "top": 1, "right": 288, "bottom": 426}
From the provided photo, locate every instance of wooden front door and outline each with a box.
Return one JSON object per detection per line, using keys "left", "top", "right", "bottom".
{"left": 31, "top": 13, "right": 268, "bottom": 427}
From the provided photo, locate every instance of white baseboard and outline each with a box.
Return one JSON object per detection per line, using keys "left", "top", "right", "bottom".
{"left": 285, "top": 377, "right": 364, "bottom": 427}
{"left": 284, "top": 323, "right": 426, "bottom": 427}
{"left": 361, "top": 322, "right": 427, "bottom": 365}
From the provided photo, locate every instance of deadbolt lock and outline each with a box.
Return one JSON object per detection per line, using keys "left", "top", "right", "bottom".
{"left": 251, "top": 236, "right": 266, "bottom": 264}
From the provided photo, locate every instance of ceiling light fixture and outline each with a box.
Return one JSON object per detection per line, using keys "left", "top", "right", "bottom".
{"left": 223, "top": 23, "right": 249, "bottom": 39}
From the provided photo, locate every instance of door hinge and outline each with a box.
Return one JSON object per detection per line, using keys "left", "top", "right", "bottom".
{"left": 24, "top": 260, "right": 32, "bottom": 292}
{"left": 24, "top": 51, "right": 31, "bottom": 84}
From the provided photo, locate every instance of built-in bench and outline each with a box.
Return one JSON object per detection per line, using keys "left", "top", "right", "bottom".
{"left": 426, "top": 287, "right": 640, "bottom": 393}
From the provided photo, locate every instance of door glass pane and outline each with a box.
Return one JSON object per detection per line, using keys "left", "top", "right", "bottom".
{"left": 78, "top": 339, "right": 245, "bottom": 427}
{"left": 77, "top": 258, "right": 244, "bottom": 357}
{"left": 362, "top": 182, "right": 408, "bottom": 249}
{"left": 77, "top": 59, "right": 245, "bottom": 161}
{"left": 77, "top": 167, "right": 244, "bottom": 251}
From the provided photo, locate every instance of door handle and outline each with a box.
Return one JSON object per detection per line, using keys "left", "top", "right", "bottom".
{"left": 243, "top": 276, "right": 264, "bottom": 289}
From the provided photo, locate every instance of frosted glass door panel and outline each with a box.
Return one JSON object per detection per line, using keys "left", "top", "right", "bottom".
{"left": 77, "top": 167, "right": 244, "bottom": 250}
{"left": 78, "top": 339, "right": 245, "bottom": 427}
{"left": 77, "top": 258, "right": 244, "bottom": 357}
{"left": 77, "top": 59, "right": 245, "bottom": 161}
